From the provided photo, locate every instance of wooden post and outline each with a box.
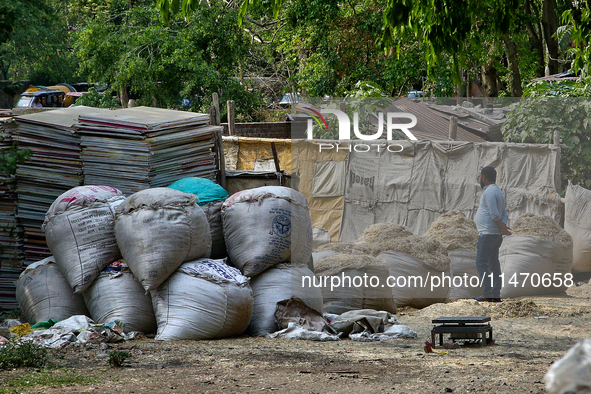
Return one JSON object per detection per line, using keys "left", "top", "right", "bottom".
{"left": 271, "top": 142, "right": 281, "bottom": 172}
{"left": 208, "top": 106, "right": 216, "bottom": 126}
{"left": 227, "top": 100, "right": 235, "bottom": 136}
{"left": 553, "top": 129, "right": 561, "bottom": 194}
{"left": 212, "top": 92, "right": 221, "bottom": 126}
{"left": 449, "top": 115, "right": 458, "bottom": 140}
{"left": 216, "top": 129, "right": 227, "bottom": 190}
{"left": 271, "top": 142, "right": 282, "bottom": 186}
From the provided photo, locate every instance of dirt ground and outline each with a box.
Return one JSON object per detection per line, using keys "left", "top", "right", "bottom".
{"left": 2, "top": 292, "right": 591, "bottom": 394}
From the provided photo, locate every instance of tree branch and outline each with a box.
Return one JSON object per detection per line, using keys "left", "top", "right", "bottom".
{"left": 244, "top": 15, "right": 284, "bottom": 27}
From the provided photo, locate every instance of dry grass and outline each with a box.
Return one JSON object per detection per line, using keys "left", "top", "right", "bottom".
{"left": 511, "top": 213, "right": 572, "bottom": 247}
{"left": 314, "top": 254, "right": 385, "bottom": 276}
{"left": 423, "top": 211, "right": 479, "bottom": 251}
{"left": 357, "top": 223, "right": 413, "bottom": 244}
{"left": 407, "top": 298, "right": 584, "bottom": 318}
{"left": 567, "top": 281, "right": 591, "bottom": 298}
{"left": 368, "top": 235, "right": 450, "bottom": 272}
{"left": 316, "top": 243, "right": 373, "bottom": 255}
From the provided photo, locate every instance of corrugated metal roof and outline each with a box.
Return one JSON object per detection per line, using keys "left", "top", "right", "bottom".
{"left": 385, "top": 98, "right": 485, "bottom": 142}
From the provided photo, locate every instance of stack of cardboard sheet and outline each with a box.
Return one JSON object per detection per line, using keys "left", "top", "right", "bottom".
{"left": 0, "top": 116, "right": 23, "bottom": 310}
{"left": 13, "top": 107, "right": 107, "bottom": 264}
{"left": 77, "top": 106, "right": 218, "bottom": 196}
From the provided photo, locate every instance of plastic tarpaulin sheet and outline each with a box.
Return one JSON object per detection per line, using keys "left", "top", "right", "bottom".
{"left": 340, "top": 141, "right": 562, "bottom": 241}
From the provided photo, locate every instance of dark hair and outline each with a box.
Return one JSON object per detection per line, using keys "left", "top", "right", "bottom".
{"left": 481, "top": 166, "right": 497, "bottom": 183}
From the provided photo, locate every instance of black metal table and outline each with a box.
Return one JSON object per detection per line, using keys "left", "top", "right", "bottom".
{"left": 431, "top": 316, "right": 493, "bottom": 347}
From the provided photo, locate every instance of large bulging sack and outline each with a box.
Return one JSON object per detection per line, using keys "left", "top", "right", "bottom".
{"left": 168, "top": 177, "right": 228, "bottom": 258}
{"left": 114, "top": 188, "right": 211, "bottom": 292}
{"left": 222, "top": 186, "right": 313, "bottom": 277}
{"left": 16, "top": 256, "right": 89, "bottom": 324}
{"left": 314, "top": 254, "right": 397, "bottom": 315}
{"left": 377, "top": 251, "right": 450, "bottom": 308}
{"left": 447, "top": 249, "right": 481, "bottom": 300}
{"left": 201, "top": 201, "right": 226, "bottom": 258}
{"left": 151, "top": 259, "right": 253, "bottom": 340}
{"left": 82, "top": 260, "right": 156, "bottom": 333}
{"left": 248, "top": 263, "right": 323, "bottom": 336}
{"left": 43, "top": 186, "right": 126, "bottom": 293}
{"left": 564, "top": 183, "right": 591, "bottom": 273}
{"left": 499, "top": 235, "right": 572, "bottom": 298}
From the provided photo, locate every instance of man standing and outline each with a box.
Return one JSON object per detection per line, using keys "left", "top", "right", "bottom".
{"left": 474, "top": 166, "right": 510, "bottom": 302}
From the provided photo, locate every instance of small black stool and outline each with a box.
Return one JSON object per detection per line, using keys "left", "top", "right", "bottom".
{"left": 431, "top": 316, "right": 493, "bottom": 347}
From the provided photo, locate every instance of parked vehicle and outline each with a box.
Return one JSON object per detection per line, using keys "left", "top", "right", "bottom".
{"left": 16, "top": 84, "right": 77, "bottom": 109}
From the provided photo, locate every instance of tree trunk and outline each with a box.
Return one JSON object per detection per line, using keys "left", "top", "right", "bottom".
{"left": 0, "top": 60, "right": 9, "bottom": 80}
{"left": 542, "top": 0, "right": 559, "bottom": 75}
{"left": 481, "top": 62, "right": 499, "bottom": 97}
{"left": 503, "top": 34, "right": 523, "bottom": 97}
{"left": 524, "top": 0, "right": 546, "bottom": 77}
{"left": 481, "top": 42, "right": 501, "bottom": 97}
{"left": 120, "top": 83, "right": 128, "bottom": 109}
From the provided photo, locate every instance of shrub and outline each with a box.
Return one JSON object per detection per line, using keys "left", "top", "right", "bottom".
{"left": 0, "top": 342, "right": 48, "bottom": 369}
{"left": 107, "top": 351, "right": 130, "bottom": 368}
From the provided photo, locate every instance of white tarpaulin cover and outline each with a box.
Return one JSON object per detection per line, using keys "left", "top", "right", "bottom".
{"left": 339, "top": 141, "right": 561, "bottom": 240}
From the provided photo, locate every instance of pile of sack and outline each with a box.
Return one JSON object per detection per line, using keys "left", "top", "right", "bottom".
{"left": 16, "top": 181, "right": 321, "bottom": 340}
{"left": 423, "top": 211, "right": 480, "bottom": 301}
{"left": 564, "top": 183, "right": 591, "bottom": 274}
{"left": 314, "top": 221, "right": 450, "bottom": 310}
{"left": 222, "top": 186, "right": 321, "bottom": 336}
{"left": 500, "top": 213, "right": 572, "bottom": 298}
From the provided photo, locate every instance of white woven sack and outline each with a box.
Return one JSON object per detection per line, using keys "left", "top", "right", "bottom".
{"left": 222, "top": 186, "right": 313, "bottom": 277}
{"left": 16, "top": 256, "right": 89, "bottom": 324}
{"left": 114, "top": 188, "right": 211, "bottom": 292}
{"left": 499, "top": 235, "right": 572, "bottom": 298}
{"left": 82, "top": 260, "right": 156, "bottom": 333}
{"left": 447, "top": 248, "right": 481, "bottom": 300}
{"left": 565, "top": 183, "right": 591, "bottom": 273}
{"left": 43, "top": 185, "right": 126, "bottom": 293}
{"left": 248, "top": 263, "right": 322, "bottom": 336}
{"left": 377, "top": 251, "right": 450, "bottom": 308}
{"left": 315, "top": 264, "right": 397, "bottom": 315}
{"left": 151, "top": 259, "right": 253, "bottom": 340}
{"left": 202, "top": 201, "right": 226, "bottom": 258}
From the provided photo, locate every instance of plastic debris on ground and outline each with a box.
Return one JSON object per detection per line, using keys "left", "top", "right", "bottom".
{"left": 0, "top": 315, "right": 137, "bottom": 349}
{"left": 274, "top": 297, "right": 333, "bottom": 333}
{"left": 268, "top": 308, "right": 417, "bottom": 343}
{"left": 349, "top": 325, "right": 418, "bottom": 342}
{"left": 267, "top": 323, "right": 341, "bottom": 341}
{"left": 31, "top": 319, "right": 58, "bottom": 329}
{"left": 330, "top": 309, "right": 398, "bottom": 336}
{"left": 545, "top": 338, "right": 591, "bottom": 394}
{"left": 9, "top": 323, "right": 33, "bottom": 337}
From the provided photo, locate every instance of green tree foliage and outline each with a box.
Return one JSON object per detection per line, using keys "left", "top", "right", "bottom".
{"left": 0, "top": 143, "right": 31, "bottom": 175}
{"left": 562, "top": 2, "right": 591, "bottom": 77}
{"left": 0, "top": 0, "right": 78, "bottom": 83}
{"left": 503, "top": 81, "right": 591, "bottom": 188}
{"left": 158, "top": 0, "right": 578, "bottom": 98}
{"left": 244, "top": 0, "right": 451, "bottom": 97}
{"left": 75, "top": 0, "right": 264, "bottom": 120}
{"left": 73, "top": 87, "right": 121, "bottom": 108}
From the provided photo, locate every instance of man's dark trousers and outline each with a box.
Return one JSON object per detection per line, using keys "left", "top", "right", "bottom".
{"left": 475, "top": 234, "right": 503, "bottom": 299}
